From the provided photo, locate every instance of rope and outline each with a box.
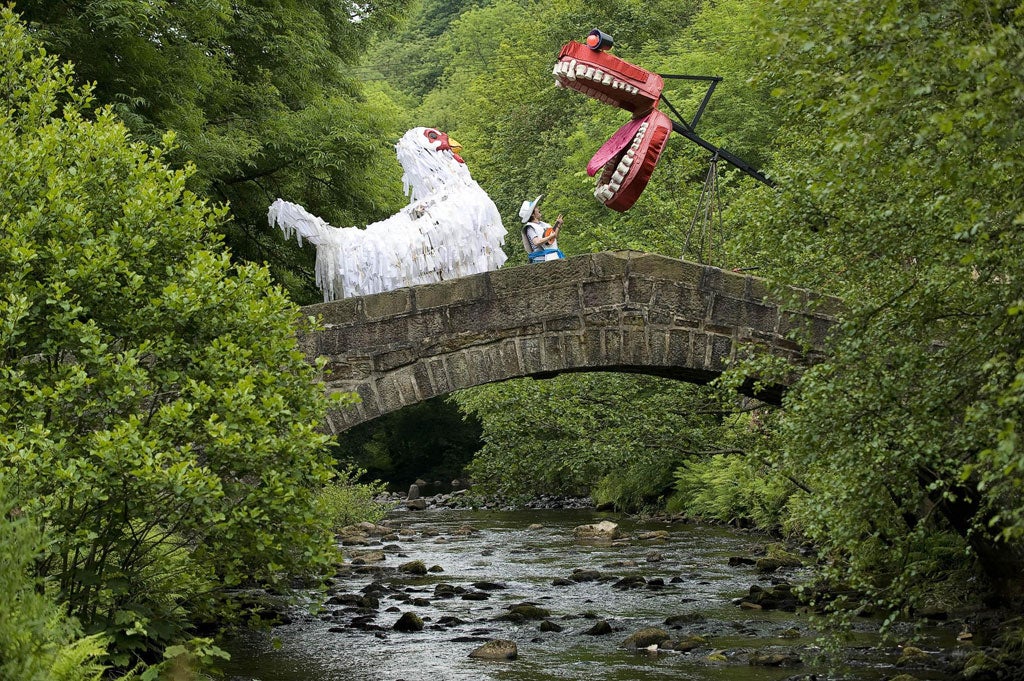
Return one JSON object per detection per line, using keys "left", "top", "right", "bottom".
{"left": 684, "top": 153, "right": 725, "bottom": 266}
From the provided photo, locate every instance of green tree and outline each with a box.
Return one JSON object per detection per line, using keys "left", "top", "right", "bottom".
{"left": 724, "top": 0, "right": 1024, "bottom": 614}
{"left": 1, "top": 8, "right": 344, "bottom": 663}
{"left": 14, "top": 0, "right": 415, "bottom": 303}
{"left": 455, "top": 373, "right": 734, "bottom": 510}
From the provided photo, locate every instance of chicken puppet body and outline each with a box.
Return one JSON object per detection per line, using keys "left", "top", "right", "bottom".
{"left": 269, "top": 127, "right": 507, "bottom": 301}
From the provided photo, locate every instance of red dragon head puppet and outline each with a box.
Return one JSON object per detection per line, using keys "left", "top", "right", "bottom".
{"left": 553, "top": 31, "right": 672, "bottom": 212}
{"left": 553, "top": 31, "right": 773, "bottom": 212}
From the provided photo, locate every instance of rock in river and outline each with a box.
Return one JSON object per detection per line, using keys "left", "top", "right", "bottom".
{"left": 468, "top": 639, "right": 518, "bottom": 660}
{"left": 574, "top": 520, "right": 621, "bottom": 540}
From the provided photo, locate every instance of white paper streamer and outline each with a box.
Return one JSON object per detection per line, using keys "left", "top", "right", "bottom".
{"left": 269, "top": 128, "right": 507, "bottom": 301}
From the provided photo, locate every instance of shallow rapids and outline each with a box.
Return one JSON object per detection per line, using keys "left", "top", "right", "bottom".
{"left": 217, "top": 508, "right": 959, "bottom": 681}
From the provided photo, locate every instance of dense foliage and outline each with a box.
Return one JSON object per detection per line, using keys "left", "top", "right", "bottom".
{"left": 0, "top": 483, "right": 109, "bottom": 681}
{"left": 724, "top": 0, "right": 1024, "bottom": 614}
{"left": 14, "top": 0, "right": 415, "bottom": 303}
{"left": 455, "top": 373, "right": 749, "bottom": 510}
{"left": 0, "top": 9, "right": 345, "bottom": 666}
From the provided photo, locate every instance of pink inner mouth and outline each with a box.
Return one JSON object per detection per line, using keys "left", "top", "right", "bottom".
{"left": 587, "top": 117, "right": 645, "bottom": 177}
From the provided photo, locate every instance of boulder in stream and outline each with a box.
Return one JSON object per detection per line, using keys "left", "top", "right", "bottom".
{"left": 392, "top": 611, "right": 424, "bottom": 632}
{"left": 498, "top": 603, "right": 551, "bottom": 622}
{"left": 621, "top": 627, "right": 671, "bottom": 650}
{"left": 468, "top": 639, "right": 518, "bottom": 660}
{"left": 573, "top": 520, "right": 621, "bottom": 540}
{"left": 582, "top": 620, "right": 613, "bottom": 636}
{"left": 612, "top": 575, "right": 647, "bottom": 590}
{"left": 398, "top": 560, "right": 428, "bottom": 575}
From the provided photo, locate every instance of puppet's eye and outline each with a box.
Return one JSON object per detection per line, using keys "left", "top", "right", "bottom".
{"left": 426, "top": 130, "right": 439, "bottom": 141}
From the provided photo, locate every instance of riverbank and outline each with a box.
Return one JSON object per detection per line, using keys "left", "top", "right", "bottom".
{"left": 215, "top": 508, "right": 997, "bottom": 681}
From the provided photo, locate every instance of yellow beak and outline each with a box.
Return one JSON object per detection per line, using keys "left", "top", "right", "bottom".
{"left": 448, "top": 137, "right": 463, "bottom": 155}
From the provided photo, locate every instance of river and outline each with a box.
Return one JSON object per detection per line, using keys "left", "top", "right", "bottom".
{"left": 217, "top": 508, "right": 961, "bottom": 681}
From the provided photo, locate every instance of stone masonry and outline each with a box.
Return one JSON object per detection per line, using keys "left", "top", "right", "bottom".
{"left": 297, "top": 251, "right": 840, "bottom": 433}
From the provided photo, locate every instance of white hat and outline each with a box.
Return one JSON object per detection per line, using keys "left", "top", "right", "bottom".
{"left": 518, "top": 195, "right": 543, "bottom": 223}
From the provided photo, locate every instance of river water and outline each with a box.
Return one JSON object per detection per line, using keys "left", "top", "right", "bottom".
{"left": 217, "top": 508, "right": 960, "bottom": 681}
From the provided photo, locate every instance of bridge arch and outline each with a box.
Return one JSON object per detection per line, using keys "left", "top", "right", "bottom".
{"left": 298, "top": 251, "right": 838, "bottom": 434}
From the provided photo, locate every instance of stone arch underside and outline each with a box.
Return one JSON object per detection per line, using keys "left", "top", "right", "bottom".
{"left": 297, "top": 251, "right": 839, "bottom": 434}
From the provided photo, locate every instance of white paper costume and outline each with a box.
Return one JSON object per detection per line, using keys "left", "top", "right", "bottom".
{"left": 269, "top": 127, "right": 507, "bottom": 301}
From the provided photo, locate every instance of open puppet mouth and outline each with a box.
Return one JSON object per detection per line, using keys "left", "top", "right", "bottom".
{"left": 552, "top": 40, "right": 672, "bottom": 212}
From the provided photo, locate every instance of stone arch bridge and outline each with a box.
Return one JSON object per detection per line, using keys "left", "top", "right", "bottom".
{"left": 298, "top": 252, "right": 839, "bottom": 434}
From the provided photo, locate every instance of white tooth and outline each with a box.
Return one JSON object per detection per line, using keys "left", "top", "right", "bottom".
{"left": 593, "top": 69, "right": 604, "bottom": 81}
{"left": 575, "top": 63, "right": 586, "bottom": 77}
{"left": 625, "top": 150, "right": 635, "bottom": 159}
{"left": 612, "top": 81, "right": 621, "bottom": 89}
{"left": 612, "top": 169, "right": 625, "bottom": 183}
{"left": 609, "top": 181, "right": 621, "bottom": 192}
{"left": 566, "top": 59, "right": 577, "bottom": 80}
{"left": 553, "top": 64, "right": 562, "bottom": 76}
{"left": 622, "top": 156, "right": 633, "bottom": 168}
{"left": 631, "top": 86, "right": 639, "bottom": 95}
{"left": 554, "top": 80, "right": 565, "bottom": 88}
{"left": 584, "top": 67, "right": 596, "bottom": 79}
{"left": 602, "top": 74, "right": 613, "bottom": 85}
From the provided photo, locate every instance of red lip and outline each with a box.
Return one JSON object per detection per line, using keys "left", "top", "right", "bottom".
{"left": 590, "top": 110, "right": 672, "bottom": 212}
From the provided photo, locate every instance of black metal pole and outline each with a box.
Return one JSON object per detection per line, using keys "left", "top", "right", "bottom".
{"left": 670, "top": 120, "right": 776, "bottom": 188}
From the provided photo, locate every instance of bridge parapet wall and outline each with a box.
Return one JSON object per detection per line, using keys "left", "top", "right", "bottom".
{"left": 299, "top": 251, "right": 838, "bottom": 433}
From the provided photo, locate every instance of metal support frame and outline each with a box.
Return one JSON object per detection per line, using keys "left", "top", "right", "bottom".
{"left": 659, "top": 74, "right": 776, "bottom": 188}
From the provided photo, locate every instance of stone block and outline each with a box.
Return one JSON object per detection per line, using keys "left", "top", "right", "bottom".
{"left": 709, "top": 334, "right": 734, "bottom": 371}
{"left": 627, "top": 253, "right": 704, "bottom": 288}
{"left": 626, "top": 276, "right": 656, "bottom": 306}
{"left": 541, "top": 335, "right": 565, "bottom": 372}
{"left": 305, "top": 297, "right": 363, "bottom": 326}
{"left": 374, "top": 347, "right": 417, "bottom": 372}
{"left": 426, "top": 357, "right": 453, "bottom": 395}
{"left": 603, "top": 329, "right": 623, "bottom": 365}
{"left": 583, "top": 328, "right": 605, "bottom": 366}
{"left": 652, "top": 282, "right": 707, "bottom": 320}
{"left": 622, "top": 329, "right": 651, "bottom": 365}
{"left": 583, "top": 278, "right": 624, "bottom": 310}
{"left": 413, "top": 272, "right": 489, "bottom": 310}
{"left": 362, "top": 287, "right": 413, "bottom": 320}
{"left": 587, "top": 251, "right": 633, "bottom": 279}
{"left": 544, "top": 315, "right": 582, "bottom": 333}
{"left": 700, "top": 266, "right": 747, "bottom": 298}
{"left": 519, "top": 336, "right": 545, "bottom": 375}
{"left": 487, "top": 256, "right": 591, "bottom": 299}
{"left": 691, "top": 333, "right": 709, "bottom": 370}
{"left": 563, "top": 333, "right": 587, "bottom": 368}
{"left": 667, "top": 329, "right": 691, "bottom": 366}
{"left": 444, "top": 352, "right": 472, "bottom": 392}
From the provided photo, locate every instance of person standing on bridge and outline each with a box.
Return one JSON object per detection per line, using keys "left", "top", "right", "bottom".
{"left": 519, "top": 195, "right": 565, "bottom": 262}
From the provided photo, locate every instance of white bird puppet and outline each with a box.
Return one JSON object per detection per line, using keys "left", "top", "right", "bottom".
{"left": 268, "top": 127, "right": 507, "bottom": 301}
